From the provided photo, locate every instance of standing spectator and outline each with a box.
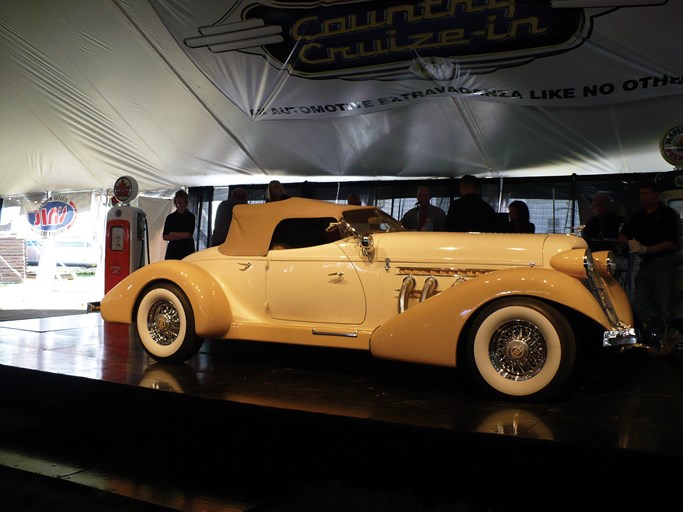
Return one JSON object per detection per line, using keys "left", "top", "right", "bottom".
{"left": 211, "top": 187, "right": 248, "bottom": 246}
{"left": 583, "top": 192, "right": 629, "bottom": 290}
{"left": 347, "top": 193, "right": 362, "bottom": 205}
{"left": 400, "top": 185, "right": 446, "bottom": 231}
{"left": 266, "top": 180, "right": 290, "bottom": 202}
{"left": 163, "top": 190, "right": 196, "bottom": 260}
{"left": 583, "top": 192, "right": 625, "bottom": 243}
{"left": 445, "top": 175, "right": 497, "bottom": 232}
{"left": 618, "top": 180, "right": 681, "bottom": 353}
{"left": 507, "top": 200, "right": 535, "bottom": 233}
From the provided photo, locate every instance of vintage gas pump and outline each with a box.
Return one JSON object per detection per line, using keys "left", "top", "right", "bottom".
{"left": 104, "top": 176, "right": 148, "bottom": 293}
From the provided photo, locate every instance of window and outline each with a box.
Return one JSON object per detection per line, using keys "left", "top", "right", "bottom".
{"left": 270, "top": 218, "right": 337, "bottom": 249}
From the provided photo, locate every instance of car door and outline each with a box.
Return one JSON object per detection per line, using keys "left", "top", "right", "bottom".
{"left": 266, "top": 242, "right": 366, "bottom": 325}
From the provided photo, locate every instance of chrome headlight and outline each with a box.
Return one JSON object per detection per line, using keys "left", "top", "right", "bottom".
{"left": 550, "top": 247, "right": 622, "bottom": 327}
{"left": 592, "top": 250, "right": 617, "bottom": 278}
{"left": 550, "top": 248, "right": 590, "bottom": 278}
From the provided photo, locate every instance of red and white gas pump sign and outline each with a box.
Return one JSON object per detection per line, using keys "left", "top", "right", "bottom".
{"left": 104, "top": 176, "right": 146, "bottom": 293}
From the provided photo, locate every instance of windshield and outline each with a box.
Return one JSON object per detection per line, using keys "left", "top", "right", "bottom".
{"left": 341, "top": 208, "right": 404, "bottom": 236}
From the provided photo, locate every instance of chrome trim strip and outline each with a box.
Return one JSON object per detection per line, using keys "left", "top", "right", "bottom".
{"left": 397, "top": 267, "right": 494, "bottom": 277}
{"left": 582, "top": 252, "right": 621, "bottom": 328}
{"left": 312, "top": 328, "right": 358, "bottom": 338}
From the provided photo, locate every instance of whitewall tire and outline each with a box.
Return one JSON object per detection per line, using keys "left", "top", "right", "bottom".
{"left": 466, "top": 298, "right": 576, "bottom": 399}
{"left": 135, "top": 282, "right": 203, "bottom": 362}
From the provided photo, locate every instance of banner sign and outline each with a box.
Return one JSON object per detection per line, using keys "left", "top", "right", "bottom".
{"left": 149, "top": 0, "right": 680, "bottom": 120}
{"left": 27, "top": 196, "right": 78, "bottom": 237}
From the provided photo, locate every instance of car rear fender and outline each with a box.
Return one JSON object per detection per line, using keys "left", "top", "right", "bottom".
{"left": 369, "top": 267, "right": 631, "bottom": 367}
{"left": 100, "top": 261, "right": 232, "bottom": 338}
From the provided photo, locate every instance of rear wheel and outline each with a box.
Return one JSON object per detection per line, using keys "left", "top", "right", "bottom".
{"left": 135, "top": 282, "right": 203, "bottom": 362}
{"left": 466, "top": 298, "right": 576, "bottom": 399}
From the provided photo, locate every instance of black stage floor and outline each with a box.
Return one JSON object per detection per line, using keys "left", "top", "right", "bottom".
{"left": 1, "top": 311, "right": 683, "bottom": 511}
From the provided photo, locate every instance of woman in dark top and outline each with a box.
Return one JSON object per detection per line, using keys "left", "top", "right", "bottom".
{"left": 508, "top": 200, "right": 535, "bottom": 233}
{"left": 163, "top": 190, "right": 196, "bottom": 260}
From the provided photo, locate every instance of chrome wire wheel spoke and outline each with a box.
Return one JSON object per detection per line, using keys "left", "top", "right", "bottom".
{"left": 147, "top": 300, "right": 181, "bottom": 346}
{"left": 490, "top": 320, "right": 547, "bottom": 381}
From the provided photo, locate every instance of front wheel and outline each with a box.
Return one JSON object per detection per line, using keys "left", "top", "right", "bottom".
{"left": 466, "top": 298, "right": 576, "bottom": 399}
{"left": 135, "top": 282, "right": 203, "bottom": 363}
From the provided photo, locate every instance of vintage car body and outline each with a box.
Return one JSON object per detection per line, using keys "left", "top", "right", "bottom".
{"left": 101, "top": 197, "right": 639, "bottom": 399}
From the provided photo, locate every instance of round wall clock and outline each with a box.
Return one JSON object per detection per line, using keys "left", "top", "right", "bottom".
{"left": 660, "top": 125, "right": 683, "bottom": 168}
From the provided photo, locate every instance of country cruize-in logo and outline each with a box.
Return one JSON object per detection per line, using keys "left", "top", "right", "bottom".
{"left": 183, "top": 0, "right": 592, "bottom": 80}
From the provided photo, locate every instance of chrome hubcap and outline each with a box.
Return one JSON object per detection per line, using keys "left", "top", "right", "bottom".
{"left": 147, "top": 300, "right": 180, "bottom": 346}
{"left": 490, "top": 320, "right": 546, "bottom": 381}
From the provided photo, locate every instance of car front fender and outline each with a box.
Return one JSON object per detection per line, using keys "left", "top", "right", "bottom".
{"left": 369, "top": 267, "right": 632, "bottom": 368}
{"left": 100, "top": 261, "right": 232, "bottom": 339}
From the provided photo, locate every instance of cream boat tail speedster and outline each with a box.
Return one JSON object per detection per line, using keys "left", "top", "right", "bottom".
{"left": 101, "top": 197, "right": 642, "bottom": 399}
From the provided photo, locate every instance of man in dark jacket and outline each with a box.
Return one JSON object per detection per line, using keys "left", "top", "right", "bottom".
{"left": 619, "top": 180, "right": 681, "bottom": 353}
{"left": 445, "top": 175, "right": 498, "bottom": 232}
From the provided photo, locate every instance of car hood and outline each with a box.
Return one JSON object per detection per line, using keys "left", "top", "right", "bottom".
{"left": 369, "top": 231, "right": 588, "bottom": 268}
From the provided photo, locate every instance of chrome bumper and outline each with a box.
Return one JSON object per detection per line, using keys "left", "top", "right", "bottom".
{"left": 603, "top": 327, "right": 641, "bottom": 348}
{"left": 603, "top": 323, "right": 682, "bottom": 356}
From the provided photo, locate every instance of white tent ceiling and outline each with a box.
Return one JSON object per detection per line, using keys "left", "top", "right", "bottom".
{"left": 1, "top": 0, "right": 682, "bottom": 196}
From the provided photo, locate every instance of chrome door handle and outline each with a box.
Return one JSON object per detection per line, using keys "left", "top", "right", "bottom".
{"left": 238, "top": 262, "right": 252, "bottom": 271}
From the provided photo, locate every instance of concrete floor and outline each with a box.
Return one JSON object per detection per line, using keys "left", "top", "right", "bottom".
{"left": 0, "top": 311, "right": 682, "bottom": 511}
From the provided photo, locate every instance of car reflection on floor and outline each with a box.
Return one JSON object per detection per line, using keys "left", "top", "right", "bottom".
{"left": 1, "top": 313, "right": 683, "bottom": 511}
